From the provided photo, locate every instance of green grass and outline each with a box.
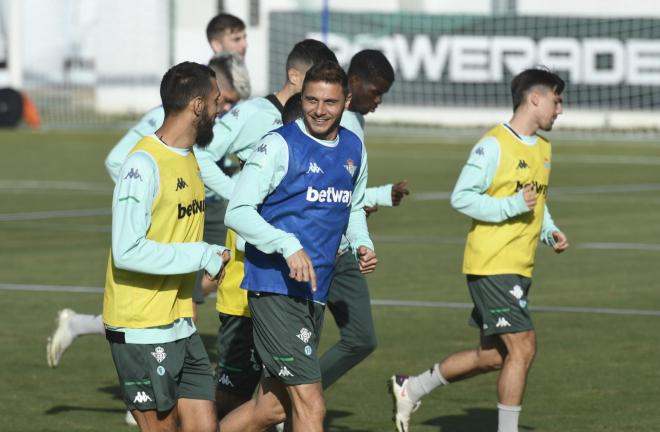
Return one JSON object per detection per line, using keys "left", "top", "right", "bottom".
{"left": 1, "top": 129, "right": 660, "bottom": 431}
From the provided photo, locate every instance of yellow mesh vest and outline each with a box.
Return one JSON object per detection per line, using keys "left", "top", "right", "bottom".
{"left": 216, "top": 229, "right": 249, "bottom": 317}
{"left": 462, "top": 124, "right": 551, "bottom": 277}
{"left": 103, "top": 136, "right": 206, "bottom": 328}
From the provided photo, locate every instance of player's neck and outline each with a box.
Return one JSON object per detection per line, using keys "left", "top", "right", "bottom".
{"left": 275, "top": 84, "right": 298, "bottom": 107}
{"left": 155, "top": 117, "right": 196, "bottom": 150}
{"left": 507, "top": 115, "right": 537, "bottom": 137}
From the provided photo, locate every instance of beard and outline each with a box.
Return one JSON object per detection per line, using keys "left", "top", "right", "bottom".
{"left": 195, "top": 110, "right": 215, "bottom": 148}
{"left": 304, "top": 114, "right": 342, "bottom": 141}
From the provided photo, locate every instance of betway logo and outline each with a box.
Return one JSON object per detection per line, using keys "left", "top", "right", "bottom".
{"left": 312, "top": 32, "right": 660, "bottom": 86}
{"left": 306, "top": 186, "right": 352, "bottom": 205}
{"left": 515, "top": 180, "right": 548, "bottom": 197}
{"left": 177, "top": 199, "right": 205, "bottom": 219}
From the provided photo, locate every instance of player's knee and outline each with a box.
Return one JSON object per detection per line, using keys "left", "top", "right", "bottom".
{"left": 478, "top": 348, "right": 504, "bottom": 371}
{"left": 298, "top": 396, "right": 326, "bottom": 422}
{"left": 507, "top": 333, "right": 537, "bottom": 365}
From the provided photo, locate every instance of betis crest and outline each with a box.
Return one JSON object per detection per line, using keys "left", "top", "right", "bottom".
{"left": 344, "top": 159, "right": 356, "bottom": 176}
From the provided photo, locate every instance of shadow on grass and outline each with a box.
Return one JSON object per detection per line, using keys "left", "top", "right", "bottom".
{"left": 324, "top": 409, "right": 373, "bottom": 431}
{"left": 46, "top": 385, "right": 125, "bottom": 415}
{"left": 423, "top": 408, "right": 534, "bottom": 431}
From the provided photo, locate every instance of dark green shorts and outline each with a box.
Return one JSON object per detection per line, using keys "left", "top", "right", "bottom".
{"left": 467, "top": 274, "right": 533, "bottom": 336}
{"left": 109, "top": 333, "right": 215, "bottom": 412}
{"left": 248, "top": 292, "right": 324, "bottom": 385}
{"left": 215, "top": 313, "right": 261, "bottom": 397}
{"left": 193, "top": 197, "right": 228, "bottom": 304}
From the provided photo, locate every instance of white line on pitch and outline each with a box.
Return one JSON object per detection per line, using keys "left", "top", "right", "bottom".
{"left": 1, "top": 283, "right": 658, "bottom": 317}
{"left": 0, "top": 208, "right": 111, "bottom": 221}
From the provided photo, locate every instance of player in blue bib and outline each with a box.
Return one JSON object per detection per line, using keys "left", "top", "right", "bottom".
{"left": 222, "top": 61, "right": 376, "bottom": 432}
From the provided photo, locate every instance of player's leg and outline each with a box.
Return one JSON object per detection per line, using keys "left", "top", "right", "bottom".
{"left": 215, "top": 313, "right": 261, "bottom": 420}
{"left": 46, "top": 309, "right": 104, "bottom": 367}
{"left": 286, "top": 382, "right": 325, "bottom": 432}
{"left": 320, "top": 252, "right": 377, "bottom": 389}
{"left": 176, "top": 333, "right": 218, "bottom": 432}
{"left": 218, "top": 376, "right": 289, "bottom": 432}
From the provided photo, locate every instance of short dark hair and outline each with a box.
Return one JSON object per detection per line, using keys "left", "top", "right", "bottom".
{"left": 511, "top": 67, "right": 565, "bottom": 111}
{"left": 347, "top": 49, "right": 395, "bottom": 85}
{"left": 285, "top": 39, "right": 338, "bottom": 74}
{"left": 282, "top": 92, "right": 302, "bottom": 124}
{"left": 160, "top": 62, "right": 216, "bottom": 116}
{"left": 206, "top": 13, "right": 245, "bottom": 43}
{"left": 302, "top": 60, "right": 349, "bottom": 96}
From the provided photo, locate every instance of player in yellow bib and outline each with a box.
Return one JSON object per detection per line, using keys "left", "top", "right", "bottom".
{"left": 103, "top": 62, "right": 229, "bottom": 432}
{"left": 390, "top": 68, "right": 570, "bottom": 432}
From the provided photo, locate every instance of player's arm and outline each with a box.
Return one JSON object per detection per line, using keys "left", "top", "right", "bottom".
{"left": 541, "top": 204, "right": 569, "bottom": 252}
{"left": 105, "top": 106, "right": 164, "bottom": 183}
{"left": 450, "top": 137, "right": 530, "bottom": 223}
{"left": 364, "top": 180, "right": 409, "bottom": 208}
{"left": 345, "top": 144, "right": 377, "bottom": 273}
{"left": 224, "top": 133, "right": 301, "bottom": 257}
{"left": 111, "top": 152, "right": 226, "bottom": 278}
{"left": 194, "top": 119, "right": 241, "bottom": 200}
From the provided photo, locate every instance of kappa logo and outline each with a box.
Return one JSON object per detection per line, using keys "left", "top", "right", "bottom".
{"left": 175, "top": 177, "right": 188, "bottom": 191}
{"left": 151, "top": 346, "right": 166, "bottom": 363}
{"left": 509, "top": 285, "right": 524, "bottom": 300}
{"left": 273, "top": 119, "right": 283, "bottom": 126}
{"left": 218, "top": 373, "right": 235, "bottom": 387}
{"left": 297, "top": 327, "right": 312, "bottom": 344}
{"left": 133, "top": 391, "right": 152, "bottom": 404}
{"left": 306, "top": 162, "right": 324, "bottom": 175}
{"left": 475, "top": 147, "right": 485, "bottom": 156}
{"left": 495, "top": 317, "right": 511, "bottom": 328}
{"left": 124, "top": 168, "right": 143, "bottom": 181}
{"left": 517, "top": 159, "right": 529, "bottom": 169}
{"left": 256, "top": 143, "right": 267, "bottom": 154}
{"left": 278, "top": 366, "right": 294, "bottom": 377}
{"left": 344, "top": 159, "right": 357, "bottom": 176}
{"left": 230, "top": 108, "right": 240, "bottom": 118}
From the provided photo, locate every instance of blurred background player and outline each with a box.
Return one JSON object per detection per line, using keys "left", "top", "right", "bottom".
{"left": 103, "top": 61, "right": 229, "bottom": 432}
{"left": 206, "top": 13, "right": 248, "bottom": 59}
{"left": 388, "top": 68, "right": 569, "bottom": 432}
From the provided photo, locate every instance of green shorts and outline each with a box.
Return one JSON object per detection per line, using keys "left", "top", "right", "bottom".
{"left": 215, "top": 313, "right": 262, "bottom": 397}
{"left": 467, "top": 274, "right": 533, "bottom": 336}
{"left": 248, "top": 292, "right": 325, "bottom": 385}
{"left": 193, "top": 197, "right": 228, "bottom": 304}
{"left": 109, "top": 333, "right": 215, "bottom": 412}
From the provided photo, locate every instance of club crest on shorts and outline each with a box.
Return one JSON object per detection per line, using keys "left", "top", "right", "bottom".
{"left": 151, "top": 346, "right": 167, "bottom": 363}
{"left": 344, "top": 159, "right": 356, "bottom": 176}
{"left": 297, "top": 327, "right": 312, "bottom": 343}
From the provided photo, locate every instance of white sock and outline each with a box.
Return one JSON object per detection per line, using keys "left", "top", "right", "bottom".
{"left": 497, "top": 403, "right": 521, "bottom": 432}
{"left": 69, "top": 314, "right": 105, "bottom": 337}
{"left": 405, "top": 363, "right": 448, "bottom": 402}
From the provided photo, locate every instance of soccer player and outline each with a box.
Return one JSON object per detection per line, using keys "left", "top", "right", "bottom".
{"left": 45, "top": 52, "right": 251, "bottom": 370}
{"left": 320, "top": 49, "right": 408, "bottom": 390}
{"left": 220, "top": 60, "right": 376, "bottom": 432}
{"left": 388, "top": 68, "right": 569, "bottom": 432}
{"left": 103, "top": 61, "right": 229, "bottom": 432}
{"left": 206, "top": 13, "right": 248, "bottom": 59}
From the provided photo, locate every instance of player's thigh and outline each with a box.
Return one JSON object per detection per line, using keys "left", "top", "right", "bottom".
{"left": 327, "top": 253, "right": 376, "bottom": 339}
{"left": 177, "top": 333, "right": 216, "bottom": 403}
{"left": 467, "top": 274, "right": 534, "bottom": 337}
{"left": 248, "top": 292, "right": 325, "bottom": 386}
{"left": 215, "top": 313, "right": 262, "bottom": 399}
{"left": 109, "top": 339, "right": 186, "bottom": 413}
{"left": 177, "top": 398, "right": 216, "bottom": 432}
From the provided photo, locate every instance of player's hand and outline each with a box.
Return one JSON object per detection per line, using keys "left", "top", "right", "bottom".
{"left": 364, "top": 205, "right": 379, "bottom": 217}
{"left": 201, "top": 272, "right": 219, "bottom": 296}
{"left": 551, "top": 231, "right": 569, "bottom": 253}
{"left": 357, "top": 246, "right": 378, "bottom": 274}
{"left": 391, "top": 180, "right": 410, "bottom": 206}
{"left": 286, "top": 249, "right": 317, "bottom": 292}
{"left": 523, "top": 184, "right": 537, "bottom": 210}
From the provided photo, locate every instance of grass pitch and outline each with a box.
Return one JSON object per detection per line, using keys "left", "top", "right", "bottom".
{"left": 1, "top": 128, "right": 659, "bottom": 431}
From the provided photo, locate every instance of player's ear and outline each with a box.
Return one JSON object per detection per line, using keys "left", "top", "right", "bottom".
{"left": 288, "top": 68, "right": 302, "bottom": 86}
{"left": 344, "top": 92, "right": 352, "bottom": 110}
{"left": 209, "top": 39, "right": 223, "bottom": 54}
{"left": 348, "top": 74, "right": 361, "bottom": 91}
{"left": 192, "top": 96, "right": 203, "bottom": 117}
{"left": 530, "top": 91, "right": 540, "bottom": 107}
